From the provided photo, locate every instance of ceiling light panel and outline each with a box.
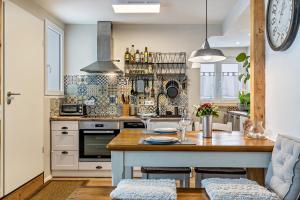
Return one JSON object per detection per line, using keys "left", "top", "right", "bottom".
{"left": 112, "top": 0, "right": 160, "bottom": 13}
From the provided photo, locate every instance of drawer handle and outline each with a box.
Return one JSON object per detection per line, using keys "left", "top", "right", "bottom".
{"left": 62, "top": 132, "right": 68, "bottom": 135}
{"left": 61, "top": 127, "right": 68, "bottom": 130}
{"left": 96, "top": 166, "right": 102, "bottom": 169}
{"left": 62, "top": 151, "right": 68, "bottom": 154}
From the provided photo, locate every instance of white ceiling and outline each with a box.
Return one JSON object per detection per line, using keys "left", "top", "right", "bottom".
{"left": 31, "top": 0, "right": 239, "bottom": 25}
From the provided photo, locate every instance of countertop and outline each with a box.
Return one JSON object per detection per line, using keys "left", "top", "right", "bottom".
{"left": 107, "top": 130, "right": 274, "bottom": 152}
{"left": 50, "top": 116, "right": 182, "bottom": 122}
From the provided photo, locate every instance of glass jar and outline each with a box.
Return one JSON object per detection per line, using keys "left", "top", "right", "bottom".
{"left": 247, "top": 121, "right": 266, "bottom": 139}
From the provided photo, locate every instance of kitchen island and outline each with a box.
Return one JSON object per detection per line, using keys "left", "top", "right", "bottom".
{"left": 107, "top": 130, "right": 274, "bottom": 186}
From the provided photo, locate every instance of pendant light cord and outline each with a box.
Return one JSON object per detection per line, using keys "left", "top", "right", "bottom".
{"left": 206, "top": 0, "right": 208, "bottom": 40}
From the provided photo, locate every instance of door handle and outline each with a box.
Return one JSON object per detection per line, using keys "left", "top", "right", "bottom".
{"left": 7, "top": 91, "right": 21, "bottom": 97}
{"left": 7, "top": 91, "right": 21, "bottom": 105}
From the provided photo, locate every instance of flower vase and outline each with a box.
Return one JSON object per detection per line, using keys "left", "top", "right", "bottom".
{"left": 202, "top": 115, "right": 213, "bottom": 138}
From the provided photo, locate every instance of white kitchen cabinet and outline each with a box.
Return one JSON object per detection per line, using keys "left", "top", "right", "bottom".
{"left": 79, "top": 162, "right": 111, "bottom": 171}
{"left": 52, "top": 131, "right": 78, "bottom": 151}
{"left": 52, "top": 121, "right": 79, "bottom": 131}
{"left": 51, "top": 121, "right": 79, "bottom": 171}
{"left": 52, "top": 150, "right": 78, "bottom": 170}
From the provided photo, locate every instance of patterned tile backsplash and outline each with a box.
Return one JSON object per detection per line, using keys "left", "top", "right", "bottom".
{"left": 53, "top": 74, "right": 188, "bottom": 117}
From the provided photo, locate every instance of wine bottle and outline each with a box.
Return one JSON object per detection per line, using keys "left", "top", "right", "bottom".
{"left": 148, "top": 52, "right": 153, "bottom": 63}
{"left": 140, "top": 51, "right": 144, "bottom": 63}
{"left": 124, "top": 47, "right": 130, "bottom": 64}
{"left": 144, "top": 47, "right": 149, "bottom": 63}
{"left": 130, "top": 45, "right": 135, "bottom": 64}
{"left": 135, "top": 50, "right": 140, "bottom": 63}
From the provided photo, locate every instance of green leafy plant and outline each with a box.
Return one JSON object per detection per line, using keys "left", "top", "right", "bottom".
{"left": 236, "top": 53, "right": 250, "bottom": 84}
{"left": 239, "top": 91, "right": 250, "bottom": 112}
{"left": 194, "top": 103, "right": 219, "bottom": 117}
{"left": 236, "top": 52, "right": 250, "bottom": 113}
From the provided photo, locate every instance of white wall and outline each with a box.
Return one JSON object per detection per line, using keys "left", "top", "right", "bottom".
{"left": 65, "top": 24, "right": 246, "bottom": 113}
{"left": 10, "top": 0, "right": 64, "bottom": 29}
{"left": 265, "top": 25, "right": 300, "bottom": 139}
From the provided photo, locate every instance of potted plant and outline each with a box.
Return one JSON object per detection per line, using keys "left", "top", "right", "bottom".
{"left": 194, "top": 103, "right": 219, "bottom": 138}
{"left": 239, "top": 91, "right": 250, "bottom": 112}
{"left": 236, "top": 52, "right": 250, "bottom": 112}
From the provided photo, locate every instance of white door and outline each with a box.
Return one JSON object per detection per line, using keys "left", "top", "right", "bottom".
{"left": 3, "top": 1, "right": 44, "bottom": 195}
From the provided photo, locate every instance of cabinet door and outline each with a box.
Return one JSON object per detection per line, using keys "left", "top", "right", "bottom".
{"left": 52, "top": 151, "right": 78, "bottom": 170}
{"left": 52, "top": 131, "right": 78, "bottom": 150}
{"left": 51, "top": 121, "right": 78, "bottom": 131}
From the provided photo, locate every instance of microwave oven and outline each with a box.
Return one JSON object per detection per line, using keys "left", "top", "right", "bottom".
{"left": 60, "top": 104, "right": 87, "bottom": 116}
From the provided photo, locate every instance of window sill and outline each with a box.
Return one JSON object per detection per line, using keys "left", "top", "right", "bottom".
{"left": 200, "top": 100, "right": 239, "bottom": 107}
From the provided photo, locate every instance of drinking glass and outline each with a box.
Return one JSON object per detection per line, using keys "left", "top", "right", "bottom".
{"left": 139, "top": 113, "right": 156, "bottom": 135}
{"left": 178, "top": 117, "right": 192, "bottom": 142}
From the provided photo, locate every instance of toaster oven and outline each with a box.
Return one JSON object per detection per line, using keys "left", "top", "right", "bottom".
{"left": 60, "top": 104, "right": 87, "bottom": 116}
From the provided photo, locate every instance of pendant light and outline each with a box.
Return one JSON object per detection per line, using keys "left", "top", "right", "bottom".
{"left": 189, "top": 0, "right": 226, "bottom": 63}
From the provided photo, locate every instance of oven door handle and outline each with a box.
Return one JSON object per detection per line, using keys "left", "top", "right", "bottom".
{"left": 82, "top": 130, "right": 115, "bottom": 134}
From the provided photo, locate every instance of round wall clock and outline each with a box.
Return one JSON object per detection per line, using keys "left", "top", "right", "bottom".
{"left": 266, "top": 0, "right": 300, "bottom": 51}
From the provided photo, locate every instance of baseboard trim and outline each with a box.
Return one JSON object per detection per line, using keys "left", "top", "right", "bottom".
{"left": 2, "top": 173, "right": 44, "bottom": 200}
{"left": 44, "top": 175, "right": 52, "bottom": 183}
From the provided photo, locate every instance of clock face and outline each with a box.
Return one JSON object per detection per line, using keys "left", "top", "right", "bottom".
{"left": 267, "top": 0, "right": 300, "bottom": 51}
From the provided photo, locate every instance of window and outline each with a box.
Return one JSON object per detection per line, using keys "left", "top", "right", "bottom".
{"left": 45, "top": 20, "right": 64, "bottom": 96}
{"left": 200, "top": 58, "right": 246, "bottom": 102}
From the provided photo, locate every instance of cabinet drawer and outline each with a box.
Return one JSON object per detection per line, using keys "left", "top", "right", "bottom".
{"left": 52, "top": 151, "right": 78, "bottom": 170}
{"left": 52, "top": 121, "right": 78, "bottom": 131}
{"left": 79, "top": 162, "right": 111, "bottom": 171}
{"left": 52, "top": 131, "right": 79, "bottom": 150}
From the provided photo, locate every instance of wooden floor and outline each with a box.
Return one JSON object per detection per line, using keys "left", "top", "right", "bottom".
{"left": 52, "top": 173, "right": 197, "bottom": 188}
{"left": 67, "top": 186, "right": 209, "bottom": 200}
{"left": 52, "top": 174, "right": 208, "bottom": 200}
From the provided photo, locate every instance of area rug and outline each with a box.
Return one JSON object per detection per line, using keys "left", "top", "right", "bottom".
{"left": 28, "top": 180, "right": 86, "bottom": 200}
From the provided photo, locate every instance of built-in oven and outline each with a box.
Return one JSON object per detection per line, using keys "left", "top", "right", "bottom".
{"left": 79, "top": 121, "right": 120, "bottom": 162}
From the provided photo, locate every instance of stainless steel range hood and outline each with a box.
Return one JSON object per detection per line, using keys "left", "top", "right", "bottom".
{"left": 80, "top": 21, "right": 121, "bottom": 73}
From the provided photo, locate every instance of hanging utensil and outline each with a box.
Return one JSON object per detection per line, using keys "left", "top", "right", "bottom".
{"left": 145, "top": 79, "right": 150, "bottom": 96}
{"left": 133, "top": 78, "right": 138, "bottom": 96}
{"left": 166, "top": 80, "right": 179, "bottom": 99}
{"left": 130, "top": 79, "right": 134, "bottom": 95}
{"left": 151, "top": 78, "right": 155, "bottom": 98}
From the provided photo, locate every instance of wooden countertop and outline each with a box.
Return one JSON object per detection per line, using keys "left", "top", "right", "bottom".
{"left": 107, "top": 130, "right": 274, "bottom": 152}
{"left": 50, "top": 116, "right": 181, "bottom": 122}
{"left": 67, "top": 186, "right": 209, "bottom": 200}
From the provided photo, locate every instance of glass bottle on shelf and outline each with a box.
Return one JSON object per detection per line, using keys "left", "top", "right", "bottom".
{"left": 130, "top": 45, "right": 135, "bottom": 64}
{"left": 144, "top": 47, "right": 149, "bottom": 63}
{"left": 148, "top": 52, "right": 153, "bottom": 63}
{"left": 140, "top": 51, "right": 144, "bottom": 63}
{"left": 124, "top": 47, "right": 130, "bottom": 64}
{"left": 135, "top": 50, "right": 140, "bottom": 63}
